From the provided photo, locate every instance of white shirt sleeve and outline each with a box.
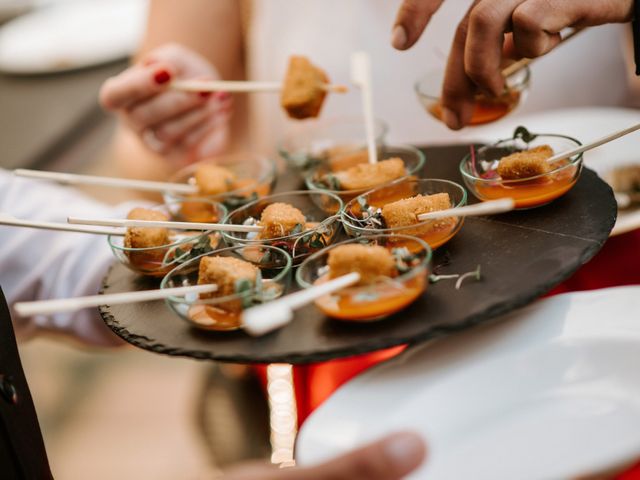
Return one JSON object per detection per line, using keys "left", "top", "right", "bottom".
{"left": 0, "top": 169, "right": 140, "bottom": 346}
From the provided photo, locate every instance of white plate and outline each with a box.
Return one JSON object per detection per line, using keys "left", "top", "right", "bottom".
{"left": 464, "top": 107, "right": 640, "bottom": 236}
{"left": 0, "top": 0, "right": 147, "bottom": 74}
{"left": 297, "top": 285, "right": 640, "bottom": 479}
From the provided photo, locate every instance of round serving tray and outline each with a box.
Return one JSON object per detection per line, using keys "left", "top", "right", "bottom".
{"left": 100, "top": 145, "right": 617, "bottom": 364}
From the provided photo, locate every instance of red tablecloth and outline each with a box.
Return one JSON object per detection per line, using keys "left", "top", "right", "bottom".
{"left": 259, "top": 228, "right": 640, "bottom": 477}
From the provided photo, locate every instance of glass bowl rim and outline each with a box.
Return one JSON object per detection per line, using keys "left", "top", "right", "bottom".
{"left": 107, "top": 199, "right": 228, "bottom": 252}
{"left": 160, "top": 244, "right": 293, "bottom": 305}
{"left": 458, "top": 132, "right": 584, "bottom": 185}
{"left": 166, "top": 153, "right": 277, "bottom": 200}
{"left": 304, "top": 144, "right": 427, "bottom": 196}
{"left": 221, "top": 189, "right": 344, "bottom": 243}
{"left": 277, "top": 115, "right": 390, "bottom": 158}
{"left": 340, "top": 178, "right": 468, "bottom": 234}
{"left": 295, "top": 234, "right": 433, "bottom": 289}
{"left": 414, "top": 65, "right": 531, "bottom": 101}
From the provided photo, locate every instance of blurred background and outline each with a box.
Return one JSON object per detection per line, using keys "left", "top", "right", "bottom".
{"left": 0, "top": 1, "right": 254, "bottom": 478}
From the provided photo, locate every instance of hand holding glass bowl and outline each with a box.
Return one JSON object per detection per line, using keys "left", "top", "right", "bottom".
{"left": 305, "top": 144, "right": 426, "bottom": 204}
{"left": 341, "top": 178, "right": 467, "bottom": 251}
{"left": 161, "top": 245, "right": 292, "bottom": 331}
{"left": 296, "top": 235, "right": 432, "bottom": 322}
{"left": 108, "top": 199, "right": 227, "bottom": 277}
{"left": 460, "top": 128, "right": 583, "bottom": 209}
{"left": 416, "top": 66, "right": 530, "bottom": 127}
{"left": 278, "top": 116, "right": 389, "bottom": 173}
{"left": 221, "top": 190, "right": 343, "bottom": 265}
{"left": 163, "top": 152, "right": 277, "bottom": 210}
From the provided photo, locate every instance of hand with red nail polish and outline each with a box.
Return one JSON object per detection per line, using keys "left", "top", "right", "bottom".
{"left": 99, "top": 43, "right": 233, "bottom": 163}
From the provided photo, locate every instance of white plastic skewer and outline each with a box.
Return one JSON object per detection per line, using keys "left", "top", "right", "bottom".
{"left": 243, "top": 272, "right": 361, "bottom": 337}
{"left": 14, "top": 284, "right": 219, "bottom": 317}
{"left": 0, "top": 213, "right": 125, "bottom": 236}
{"left": 14, "top": 169, "right": 198, "bottom": 195}
{"left": 171, "top": 79, "right": 348, "bottom": 94}
{"left": 546, "top": 122, "right": 640, "bottom": 164}
{"left": 350, "top": 52, "right": 377, "bottom": 164}
{"left": 68, "top": 216, "right": 263, "bottom": 233}
{"left": 417, "top": 198, "right": 515, "bottom": 222}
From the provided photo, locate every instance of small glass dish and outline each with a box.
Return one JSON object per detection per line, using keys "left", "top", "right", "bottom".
{"left": 221, "top": 190, "right": 343, "bottom": 265}
{"left": 460, "top": 128, "right": 583, "bottom": 209}
{"left": 341, "top": 178, "right": 467, "bottom": 250}
{"left": 161, "top": 245, "right": 292, "bottom": 332}
{"left": 108, "top": 199, "right": 227, "bottom": 278}
{"left": 305, "top": 144, "right": 426, "bottom": 203}
{"left": 296, "top": 234, "right": 432, "bottom": 322}
{"left": 415, "top": 66, "right": 530, "bottom": 126}
{"left": 163, "top": 152, "right": 277, "bottom": 210}
{"left": 278, "top": 116, "right": 389, "bottom": 173}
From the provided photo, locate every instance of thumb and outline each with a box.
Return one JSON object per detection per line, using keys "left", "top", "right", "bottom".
{"left": 392, "top": 0, "right": 445, "bottom": 50}
{"left": 287, "top": 432, "right": 427, "bottom": 480}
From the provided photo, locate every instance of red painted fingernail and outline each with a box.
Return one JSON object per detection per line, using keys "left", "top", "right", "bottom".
{"left": 214, "top": 91, "right": 231, "bottom": 101}
{"left": 199, "top": 91, "right": 212, "bottom": 99}
{"left": 154, "top": 70, "right": 171, "bottom": 85}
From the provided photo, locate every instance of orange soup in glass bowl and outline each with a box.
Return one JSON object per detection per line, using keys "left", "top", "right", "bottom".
{"left": 460, "top": 127, "right": 583, "bottom": 209}
{"left": 415, "top": 67, "right": 530, "bottom": 126}
{"left": 163, "top": 152, "right": 277, "bottom": 211}
{"left": 296, "top": 235, "right": 431, "bottom": 322}
{"left": 305, "top": 144, "right": 425, "bottom": 204}
{"left": 161, "top": 245, "right": 292, "bottom": 332}
{"left": 341, "top": 178, "right": 467, "bottom": 251}
{"left": 108, "top": 199, "right": 227, "bottom": 277}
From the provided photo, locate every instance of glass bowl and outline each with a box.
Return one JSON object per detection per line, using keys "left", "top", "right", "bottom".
{"left": 305, "top": 144, "right": 426, "bottom": 203}
{"left": 161, "top": 245, "right": 292, "bottom": 332}
{"left": 415, "top": 66, "right": 530, "bottom": 126}
{"left": 460, "top": 129, "right": 583, "bottom": 209}
{"left": 163, "top": 152, "right": 277, "bottom": 210}
{"left": 108, "top": 199, "right": 227, "bottom": 278}
{"left": 278, "top": 116, "right": 389, "bottom": 173}
{"left": 296, "top": 234, "right": 432, "bottom": 322}
{"left": 341, "top": 178, "right": 467, "bottom": 250}
{"left": 221, "top": 190, "right": 343, "bottom": 265}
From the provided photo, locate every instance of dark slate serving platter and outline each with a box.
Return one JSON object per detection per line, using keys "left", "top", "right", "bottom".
{"left": 100, "top": 145, "right": 617, "bottom": 364}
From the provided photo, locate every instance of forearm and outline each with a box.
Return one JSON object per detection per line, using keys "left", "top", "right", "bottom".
{"left": 0, "top": 170, "right": 136, "bottom": 346}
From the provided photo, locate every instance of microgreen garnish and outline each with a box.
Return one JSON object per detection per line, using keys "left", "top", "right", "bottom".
{"left": 350, "top": 198, "right": 386, "bottom": 230}
{"left": 513, "top": 126, "right": 538, "bottom": 144}
{"left": 168, "top": 234, "right": 215, "bottom": 266}
{"left": 260, "top": 249, "right": 273, "bottom": 265}
{"left": 291, "top": 223, "right": 304, "bottom": 235}
{"left": 318, "top": 173, "right": 341, "bottom": 190}
{"left": 429, "top": 265, "right": 482, "bottom": 290}
{"left": 391, "top": 247, "right": 419, "bottom": 273}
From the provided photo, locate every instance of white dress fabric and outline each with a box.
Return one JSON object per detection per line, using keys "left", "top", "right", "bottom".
{"left": 247, "top": 0, "right": 630, "bottom": 152}
{"left": 0, "top": 169, "right": 136, "bottom": 346}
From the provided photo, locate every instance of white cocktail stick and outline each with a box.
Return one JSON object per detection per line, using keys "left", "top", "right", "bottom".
{"left": 546, "top": 122, "right": 640, "bottom": 164}
{"left": 502, "top": 29, "right": 582, "bottom": 78}
{"left": 14, "top": 284, "right": 218, "bottom": 317}
{"left": 243, "top": 272, "right": 361, "bottom": 336}
{"left": 14, "top": 169, "right": 198, "bottom": 195}
{"left": 0, "top": 213, "right": 125, "bottom": 236}
{"left": 417, "top": 198, "right": 515, "bottom": 222}
{"left": 171, "top": 80, "right": 348, "bottom": 94}
{"left": 68, "top": 216, "right": 263, "bottom": 233}
{"left": 350, "top": 52, "right": 377, "bottom": 164}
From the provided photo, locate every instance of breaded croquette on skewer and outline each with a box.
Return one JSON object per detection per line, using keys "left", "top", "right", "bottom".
{"left": 123, "top": 208, "right": 171, "bottom": 249}
{"left": 328, "top": 244, "right": 395, "bottom": 285}
{"left": 258, "top": 202, "right": 307, "bottom": 239}
{"left": 197, "top": 256, "right": 259, "bottom": 312}
{"left": 382, "top": 193, "right": 454, "bottom": 237}
{"left": 334, "top": 157, "right": 406, "bottom": 191}
{"left": 194, "top": 164, "right": 237, "bottom": 196}
{"left": 281, "top": 56, "right": 330, "bottom": 119}
{"left": 497, "top": 145, "right": 554, "bottom": 180}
